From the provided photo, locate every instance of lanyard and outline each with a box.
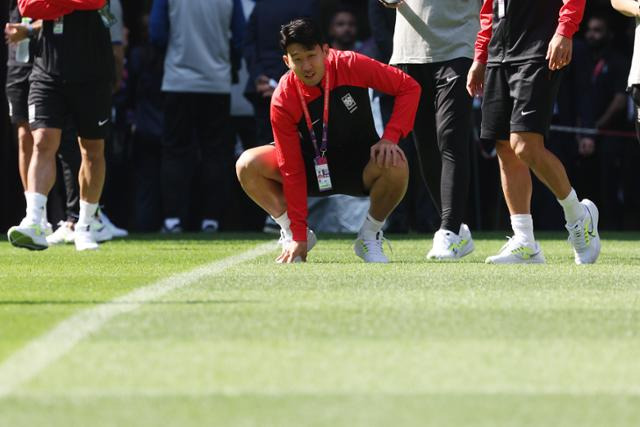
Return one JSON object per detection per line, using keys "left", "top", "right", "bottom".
{"left": 294, "top": 66, "right": 330, "bottom": 158}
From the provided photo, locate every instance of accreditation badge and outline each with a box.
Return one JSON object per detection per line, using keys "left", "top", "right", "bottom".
{"left": 53, "top": 17, "right": 64, "bottom": 35}
{"left": 314, "top": 156, "right": 333, "bottom": 192}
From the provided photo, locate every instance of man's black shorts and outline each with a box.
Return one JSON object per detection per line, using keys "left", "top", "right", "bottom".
{"left": 480, "top": 62, "right": 564, "bottom": 141}
{"left": 6, "top": 66, "right": 31, "bottom": 125}
{"left": 28, "top": 78, "right": 112, "bottom": 139}
{"left": 272, "top": 138, "right": 374, "bottom": 198}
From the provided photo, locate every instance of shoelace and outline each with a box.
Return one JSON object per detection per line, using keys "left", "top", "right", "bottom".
{"left": 359, "top": 233, "right": 393, "bottom": 255}
{"left": 567, "top": 222, "right": 588, "bottom": 251}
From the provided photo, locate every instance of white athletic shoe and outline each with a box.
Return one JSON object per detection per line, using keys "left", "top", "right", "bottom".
{"left": 354, "top": 231, "right": 389, "bottom": 263}
{"left": 47, "top": 221, "right": 75, "bottom": 245}
{"left": 567, "top": 199, "right": 601, "bottom": 265}
{"left": 485, "top": 236, "right": 546, "bottom": 264}
{"left": 427, "top": 223, "right": 475, "bottom": 260}
{"left": 277, "top": 228, "right": 317, "bottom": 262}
{"left": 98, "top": 209, "right": 128, "bottom": 238}
{"left": 74, "top": 220, "right": 110, "bottom": 251}
{"left": 42, "top": 221, "right": 53, "bottom": 237}
{"left": 7, "top": 220, "right": 49, "bottom": 251}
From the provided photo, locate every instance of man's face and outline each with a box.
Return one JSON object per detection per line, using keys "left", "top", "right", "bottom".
{"left": 329, "top": 12, "right": 357, "bottom": 48}
{"left": 284, "top": 43, "right": 329, "bottom": 86}
{"left": 585, "top": 18, "right": 609, "bottom": 51}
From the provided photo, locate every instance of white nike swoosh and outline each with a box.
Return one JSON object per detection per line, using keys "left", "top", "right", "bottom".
{"left": 446, "top": 76, "right": 459, "bottom": 83}
{"left": 521, "top": 110, "right": 536, "bottom": 116}
{"left": 98, "top": 119, "right": 109, "bottom": 126}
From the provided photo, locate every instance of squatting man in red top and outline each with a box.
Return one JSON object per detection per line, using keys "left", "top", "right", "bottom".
{"left": 236, "top": 18, "right": 421, "bottom": 263}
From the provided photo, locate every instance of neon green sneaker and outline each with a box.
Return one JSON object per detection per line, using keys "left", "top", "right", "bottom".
{"left": 427, "top": 223, "right": 475, "bottom": 260}
{"left": 7, "top": 221, "right": 49, "bottom": 251}
{"left": 485, "top": 236, "right": 545, "bottom": 264}
{"left": 566, "top": 199, "right": 600, "bottom": 265}
{"left": 354, "top": 231, "right": 389, "bottom": 263}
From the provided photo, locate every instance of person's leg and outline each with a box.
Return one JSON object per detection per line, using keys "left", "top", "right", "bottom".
{"left": 235, "top": 145, "right": 286, "bottom": 218}
{"left": 161, "top": 92, "right": 193, "bottom": 231}
{"left": 16, "top": 122, "right": 34, "bottom": 191}
{"left": 57, "top": 125, "right": 81, "bottom": 224}
{"left": 433, "top": 58, "right": 473, "bottom": 233}
{"left": 195, "top": 93, "right": 233, "bottom": 231}
{"left": 402, "top": 64, "right": 442, "bottom": 213}
{"left": 362, "top": 159, "right": 409, "bottom": 223}
{"left": 352, "top": 156, "right": 409, "bottom": 263}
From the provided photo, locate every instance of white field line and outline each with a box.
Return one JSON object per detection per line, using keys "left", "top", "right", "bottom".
{"left": 0, "top": 241, "right": 277, "bottom": 399}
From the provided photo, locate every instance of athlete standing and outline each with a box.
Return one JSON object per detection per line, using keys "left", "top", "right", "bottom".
{"left": 467, "top": 0, "right": 601, "bottom": 264}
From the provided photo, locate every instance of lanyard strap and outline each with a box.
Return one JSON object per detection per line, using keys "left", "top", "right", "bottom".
{"left": 294, "top": 66, "right": 330, "bottom": 158}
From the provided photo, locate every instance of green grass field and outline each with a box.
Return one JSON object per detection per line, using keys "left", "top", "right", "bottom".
{"left": 0, "top": 232, "right": 639, "bottom": 427}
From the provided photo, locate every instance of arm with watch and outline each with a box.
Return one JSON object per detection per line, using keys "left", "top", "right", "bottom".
{"left": 4, "top": 19, "right": 42, "bottom": 44}
{"left": 611, "top": 0, "right": 640, "bottom": 17}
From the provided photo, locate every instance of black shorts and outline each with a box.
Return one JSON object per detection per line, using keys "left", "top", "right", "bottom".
{"left": 6, "top": 66, "right": 31, "bottom": 125}
{"left": 272, "top": 140, "right": 374, "bottom": 197}
{"left": 480, "top": 62, "right": 564, "bottom": 141}
{"left": 28, "top": 78, "right": 112, "bottom": 139}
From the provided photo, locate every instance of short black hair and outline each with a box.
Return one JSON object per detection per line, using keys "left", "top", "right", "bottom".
{"left": 279, "top": 18, "right": 325, "bottom": 53}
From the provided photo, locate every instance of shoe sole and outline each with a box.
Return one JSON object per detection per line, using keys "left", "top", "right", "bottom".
{"left": 485, "top": 255, "right": 546, "bottom": 265}
{"left": 427, "top": 240, "right": 475, "bottom": 261}
{"left": 8, "top": 228, "right": 48, "bottom": 251}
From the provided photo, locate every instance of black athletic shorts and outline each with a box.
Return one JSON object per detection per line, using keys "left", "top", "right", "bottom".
{"left": 6, "top": 66, "right": 31, "bottom": 125}
{"left": 28, "top": 78, "right": 112, "bottom": 139}
{"left": 271, "top": 139, "right": 374, "bottom": 197}
{"left": 480, "top": 62, "right": 564, "bottom": 141}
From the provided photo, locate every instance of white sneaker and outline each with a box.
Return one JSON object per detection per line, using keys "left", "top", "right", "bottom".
{"left": 98, "top": 209, "right": 128, "bottom": 238}
{"left": 427, "top": 223, "right": 475, "bottom": 260}
{"left": 201, "top": 219, "right": 219, "bottom": 233}
{"left": 47, "top": 221, "right": 75, "bottom": 245}
{"left": 42, "top": 221, "right": 53, "bottom": 237}
{"left": 74, "top": 220, "right": 110, "bottom": 251}
{"left": 354, "top": 231, "right": 389, "bottom": 263}
{"left": 278, "top": 228, "right": 317, "bottom": 262}
{"left": 485, "top": 236, "right": 545, "bottom": 264}
{"left": 7, "top": 220, "right": 49, "bottom": 251}
{"left": 567, "top": 199, "right": 601, "bottom": 265}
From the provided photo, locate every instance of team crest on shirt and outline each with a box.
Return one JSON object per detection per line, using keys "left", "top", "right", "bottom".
{"left": 341, "top": 93, "right": 358, "bottom": 113}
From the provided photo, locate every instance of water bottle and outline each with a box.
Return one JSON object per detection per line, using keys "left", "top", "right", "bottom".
{"left": 15, "top": 18, "right": 32, "bottom": 64}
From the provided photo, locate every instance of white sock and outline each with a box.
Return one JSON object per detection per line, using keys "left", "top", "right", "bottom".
{"left": 359, "top": 213, "right": 385, "bottom": 240}
{"left": 164, "top": 217, "right": 181, "bottom": 229}
{"left": 272, "top": 212, "right": 292, "bottom": 237}
{"left": 77, "top": 200, "right": 99, "bottom": 229}
{"left": 511, "top": 214, "right": 535, "bottom": 244}
{"left": 25, "top": 192, "right": 47, "bottom": 225}
{"left": 558, "top": 188, "right": 586, "bottom": 225}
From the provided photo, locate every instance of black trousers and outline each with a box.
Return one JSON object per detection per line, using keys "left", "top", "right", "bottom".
{"left": 161, "top": 92, "right": 233, "bottom": 223}
{"left": 398, "top": 58, "right": 473, "bottom": 232}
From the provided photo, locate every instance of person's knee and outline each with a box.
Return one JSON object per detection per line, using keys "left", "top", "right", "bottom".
{"left": 236, "top": 149, "right": 262, "bottom": 185}
{"left": 32, "top": 130, "right": 59, "bottom": 157}
{"left": 511, "top": 136, "right": 540, "bottom": 167}
{"left": 381, "top": 160, "right": 409, "bottom": 184}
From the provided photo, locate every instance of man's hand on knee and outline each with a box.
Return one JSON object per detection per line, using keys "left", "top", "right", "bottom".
{"left": 276, "top": 240, "right": 308, "bottom": 264}
{"left": 370, "top": 139, "right": 407, "bottom": 169}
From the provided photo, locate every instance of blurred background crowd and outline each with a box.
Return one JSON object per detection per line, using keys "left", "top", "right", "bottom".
{"left": 1, "top": 0, "right": 638, "bottom": 235}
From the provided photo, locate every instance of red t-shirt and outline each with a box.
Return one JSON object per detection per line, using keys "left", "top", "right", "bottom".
{"left": 271, "top": 49, "right": 421, "bottom": 241}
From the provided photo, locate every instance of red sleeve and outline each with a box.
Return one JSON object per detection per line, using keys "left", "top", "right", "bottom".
{"left": 343, "top": 52, "right": 421, "bottom": 143}
{"left": 19, "top": 0, "right": 105, "bottom": 20}
{"left": 271, "top": 85, "right": 308, "bottom": 242}
{"left": 556, "top": 0, "right": 586, "bottom": 39}
{"left": 474, "top": 0, "right": 493, "bottom": 64}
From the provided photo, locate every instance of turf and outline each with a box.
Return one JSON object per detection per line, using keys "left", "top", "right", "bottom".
{"left": 0, "top": 232, "right": 639, "bottom": 426}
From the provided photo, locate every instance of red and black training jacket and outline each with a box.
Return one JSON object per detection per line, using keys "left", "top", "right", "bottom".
{"left": 474, "top": 0, "right": 586, "bottom": 65}
{"left": 271, "top": 49, "right": 420, "bottom": 242}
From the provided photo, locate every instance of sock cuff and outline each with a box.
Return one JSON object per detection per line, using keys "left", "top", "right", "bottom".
{"left": 558, "top": 188, "right": 578, "bottom": 204}
{"left": 366, "top": 213, "right": 385, "bottom": 228}
{"left": 272, "top": 211, "right": 289, "bottom": 223}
